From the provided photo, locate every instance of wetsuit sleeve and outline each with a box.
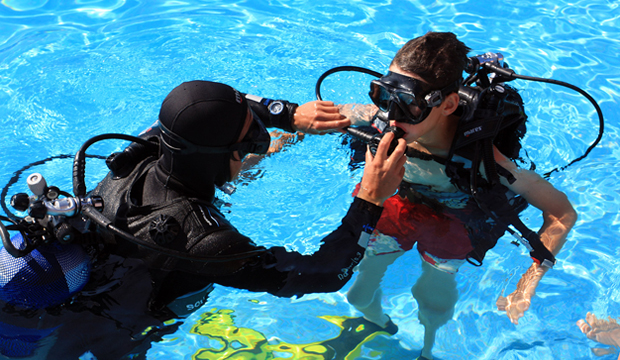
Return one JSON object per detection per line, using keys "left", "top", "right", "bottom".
{"left": 243, "top": 93, "right": 298, "bottom": 133}
{"left": 210, "top": 197, "right": 382, "bottom": 298}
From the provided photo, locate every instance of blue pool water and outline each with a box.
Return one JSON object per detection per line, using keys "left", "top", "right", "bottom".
{"left": 1, "top": 0, "right": 619, "bottom": 359}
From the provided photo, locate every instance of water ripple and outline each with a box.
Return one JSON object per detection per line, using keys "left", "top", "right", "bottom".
{"left": 0, "top": 1, "right": 619, "bottom": 359}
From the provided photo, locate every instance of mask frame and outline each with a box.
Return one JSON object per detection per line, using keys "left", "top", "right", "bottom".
{"left": 369, "top": 71, "right": 460, "bottom": 125}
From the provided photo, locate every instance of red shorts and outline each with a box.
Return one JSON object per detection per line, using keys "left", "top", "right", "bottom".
{"left": 355, "top": 185, "right": 473, "bottom": 260}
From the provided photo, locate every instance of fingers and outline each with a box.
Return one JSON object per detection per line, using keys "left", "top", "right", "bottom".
{"left": 311, "top": 118, "right": 351, "bottom": 133}
{"left": 496, "top": 296, "right": 508, "bottom": 311}
{"left": 293, "top": 101, "right": 349, "bottom": 134}
{"left": 370, "top": 132, "right": 407, "bottom": 172}
{"left": 371, "top": 131, "right": 393, "bottom": 161}
{"left": 587, "top": 312, "right": 601, "bottom": 326}
{"left": 577, "top": 319, "right": 592, "bottom": 335}
{"left": 311, "top": 102, "right": 348, "bottom": 133}
{"left": 390, "top": 138, "right": 408, "bottom": 169}
{"left": 496, "top": 294, "right": 529, "bottom": 325}
{"left": 370, "top": 132, "right": 407, "bottom": 174}
{"left": 591, "top": 347, "right": 617, "bottom": 356}
{"left": 314, "top": 101, "right": 342, "bottom": 114}
{"left": 356, "top": 132, "right": 407, "bottom": 207}
{"left": 507, "top": 308, "right": 521, "bottom": 325}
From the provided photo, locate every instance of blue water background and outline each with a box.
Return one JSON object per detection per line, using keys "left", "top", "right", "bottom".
{"left": 0, "top": 0, "right": 619, "bottom": 359}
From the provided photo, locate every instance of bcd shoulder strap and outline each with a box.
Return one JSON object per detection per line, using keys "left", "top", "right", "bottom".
{"left": 445, "top": 84, "right": 556, "bottom": 267}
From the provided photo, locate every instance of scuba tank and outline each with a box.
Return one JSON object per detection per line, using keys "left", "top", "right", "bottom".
{"left": 0, "top": 232, "right": 90, "bottom": 309}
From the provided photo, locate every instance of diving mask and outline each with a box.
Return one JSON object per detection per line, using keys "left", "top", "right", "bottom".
{"left": 369, "top": 71, "right": 458, "bottom": 125}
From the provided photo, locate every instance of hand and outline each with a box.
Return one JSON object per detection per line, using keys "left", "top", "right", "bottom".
{"left": 356, "top": 131, "right": 407, "bottom": 207}
{"left": 496, "top": 263, "right": 546, "bottom": 325}
{"left": 496, "top": 291, "right": 532, "bottom": 325}
{"left": 292, "top": 101, "right": 350, "bottom": 134}
{"left": 265, "top": 130, "right": 303, "bottom": 154}
{"left": 577, "top": 312, "right": 620, "bottom": 348}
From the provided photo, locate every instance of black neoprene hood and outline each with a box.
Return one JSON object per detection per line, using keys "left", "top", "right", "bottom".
{"left": 158, "top": 80, "right": 248, "bottom": 147}
{"left": 156, "top": 80, "right": 249, "bottom": 197}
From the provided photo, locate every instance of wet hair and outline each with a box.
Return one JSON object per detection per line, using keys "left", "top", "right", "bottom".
{"left": 156, "top": 81, "right": 248, "bottom": 200}
{"left": 391, "top": 31, "right": 471, "bottom": 90}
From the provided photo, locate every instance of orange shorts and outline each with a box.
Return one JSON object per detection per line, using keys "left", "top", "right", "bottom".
{"left": 355, "top": 185, "right": 473, "bottom": 260}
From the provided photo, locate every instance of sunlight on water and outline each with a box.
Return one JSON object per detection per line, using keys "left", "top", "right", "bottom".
{"left": 0, "top": 0, "right": 619, "bottom": 359}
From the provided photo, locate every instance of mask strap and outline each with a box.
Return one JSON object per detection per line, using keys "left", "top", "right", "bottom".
{"left": 158, "top": 121, "right": 233, "bottom": 155}
{"left": 425, "top": 79, "right": 462, "bottom": 107}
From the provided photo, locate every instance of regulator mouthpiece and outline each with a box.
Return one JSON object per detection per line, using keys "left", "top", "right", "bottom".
{"left": 346, "top": 126, "right": 406, "bottom": 157}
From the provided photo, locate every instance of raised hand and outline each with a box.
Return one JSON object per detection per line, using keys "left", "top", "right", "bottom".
{"left": 292, "top": 101, "right": 350, "bottom": 134}
{"left": 356, "top": 131, "right": 407, "bottom": 207}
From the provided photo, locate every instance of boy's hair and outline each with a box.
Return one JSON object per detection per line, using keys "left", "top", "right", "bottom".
{"left": 391, "top": 32, "right": 471, "bottom": 90}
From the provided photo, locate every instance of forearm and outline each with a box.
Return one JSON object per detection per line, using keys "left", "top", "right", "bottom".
{"left": 270, "top": 197, "right": 382, "bottom": 297}
{"left": 513, "top": 262, "right": 548, "bottom": 299}
{"left": 537, "top": 208, "right": 576, "bottom": 256}
{"left": 514, "top": 210, "right": 576, "bottom": 297}
{"left": 209, "top": 197, "right": 382, "bottom": 298}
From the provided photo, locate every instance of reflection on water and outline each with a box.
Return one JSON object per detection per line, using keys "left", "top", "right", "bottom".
{"left": 156, "top": 307, "right": 396, "bottom": 360}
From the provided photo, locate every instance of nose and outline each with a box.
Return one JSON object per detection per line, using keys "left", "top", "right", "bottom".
{"left": 386, "top": 101, "right": 406, "bottom": 123}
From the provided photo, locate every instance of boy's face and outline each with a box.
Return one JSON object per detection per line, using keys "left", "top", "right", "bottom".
{"left": 386, "top": 65, "right": 444, "bottom": 144}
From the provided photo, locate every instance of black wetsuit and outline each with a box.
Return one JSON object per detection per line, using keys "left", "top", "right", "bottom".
{"left": 0, "top": 96, "right": 382, "bottom": 360}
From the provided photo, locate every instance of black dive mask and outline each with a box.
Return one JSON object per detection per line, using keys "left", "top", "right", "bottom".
{"left": 159, "top": 109, "right": 271, "bottom": 161}
{"left": 369, "top": 71, "right": 458, "bottom": 125}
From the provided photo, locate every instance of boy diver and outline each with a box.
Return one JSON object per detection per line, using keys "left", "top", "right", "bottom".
{"left": 340, "top": 32, "right": 577, "bottom": 359}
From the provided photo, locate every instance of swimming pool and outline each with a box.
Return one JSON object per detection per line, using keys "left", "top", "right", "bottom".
{"left": 1, "top": 0, "right": 619, "bottom": 359}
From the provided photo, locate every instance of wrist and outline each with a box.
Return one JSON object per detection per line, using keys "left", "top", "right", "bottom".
{"left": 355, "top": 185, "right": 385, "bottom": 207}
{"left": 287, "top": 102, "right": 300, "bottom": 133}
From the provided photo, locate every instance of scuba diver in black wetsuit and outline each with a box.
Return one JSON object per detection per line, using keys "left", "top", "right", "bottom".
{"left": 0, "top": 80, "right": 407, "bottom": 360}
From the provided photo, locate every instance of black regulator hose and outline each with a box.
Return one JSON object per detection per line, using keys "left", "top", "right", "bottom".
{"left": 517, "top": 74, "right": 604, "bottom": 177}
{"left": 315, "top": 66, "right": 383, "bottom": 101}
{"left": 0, "top": 216, "right": 28, "bottom": 258}
{"left": 81, "top": 205, "right": 267, "bottom": 263}
{"left": 316, "top": 63, "right": 604, "bottom": 177}
{"left": 73, "top": 134, "right": 158, "bottom": 198}
{"left": 482, "top": 63, "right": 605, "bottom": 177}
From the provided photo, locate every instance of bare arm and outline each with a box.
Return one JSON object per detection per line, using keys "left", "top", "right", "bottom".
{"left": 292, "top": 101, "right": 350, "bottom": 134}
{"left": 494, "top": 147, "right": 577, "bottom": 324}
{"left": 336, "top": 103, "right": 378, "bottom": 127}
